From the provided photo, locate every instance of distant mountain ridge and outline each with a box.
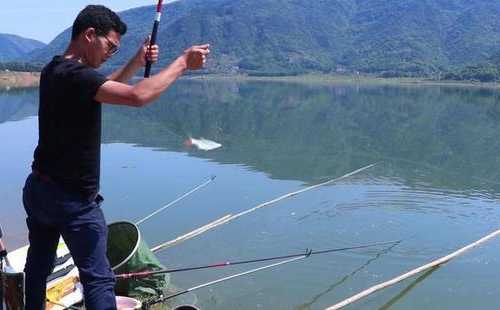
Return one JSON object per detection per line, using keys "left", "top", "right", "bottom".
{"left": 0, "top": 33, "right": 46, "bottom": 62}
{"left": 27, "top": 0, "right": 500, "bottom": 76}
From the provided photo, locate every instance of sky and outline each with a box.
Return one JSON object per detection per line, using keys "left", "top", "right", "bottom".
{"left": 0, "top": 1, "right": 166, "bottom": 43}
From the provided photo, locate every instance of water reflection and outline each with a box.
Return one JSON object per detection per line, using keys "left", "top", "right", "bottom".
{"left": 378, "top": 266, "right": 440, "bottom": 310}
{"left": 102, "top": 80, "right": 500, "bottom": 194}
{"left": 2, "top": 81, "right": 500, "bottom": 194}
{"left": 295, "top": 241, "right": 400, "bottom": 310}
{"left": 0, "top": 88, "right": 38, "bottom": 123}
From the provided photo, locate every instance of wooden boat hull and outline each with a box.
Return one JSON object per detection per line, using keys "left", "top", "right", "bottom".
{"left": 1, "top": 238, "right": 83, "bottom": 309}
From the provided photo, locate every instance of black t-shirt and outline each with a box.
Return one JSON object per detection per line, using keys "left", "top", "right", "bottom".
{"left": 32, "top": 56, "right": 108, "bottom": 199}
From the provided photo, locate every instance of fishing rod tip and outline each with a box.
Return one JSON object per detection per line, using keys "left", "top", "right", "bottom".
{"left": 305, "top": 248, "right": 313, "bottom": 257}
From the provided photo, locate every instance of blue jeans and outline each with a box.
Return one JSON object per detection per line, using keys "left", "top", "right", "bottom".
{"left": 22, "top": 173, "right": 116, "bottom": 310}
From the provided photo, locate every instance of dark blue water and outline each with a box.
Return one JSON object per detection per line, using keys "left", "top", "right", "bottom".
{"left": 1, "top": 81, "right": 500, "bottom": 309}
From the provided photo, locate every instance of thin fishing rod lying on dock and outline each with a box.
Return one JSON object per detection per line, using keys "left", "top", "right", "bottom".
{"left": 152, "top": 163, "right": 378, "bottom": 252}
{"left": 144, "top": 251, "right": 312, "bottom": 307}
{"left": 135, "top": 176, "right": 216, "bottom": 225}
{"left": 118, "top": 240, "right": 400, "bottom": 279}
{"left": 325, "top": 229, "right": 500, "bottom": 310}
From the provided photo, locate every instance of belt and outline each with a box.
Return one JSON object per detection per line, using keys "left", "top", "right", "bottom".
{"left": 31, "top": 169, "right": 102, "bottom": 203}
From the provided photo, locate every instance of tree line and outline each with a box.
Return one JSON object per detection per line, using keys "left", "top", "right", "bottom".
{"left": 2, "top": 60, "right": 500, "bottom": 83}
{"left": 0, "top": 62, "right": 44, "bottom": 72}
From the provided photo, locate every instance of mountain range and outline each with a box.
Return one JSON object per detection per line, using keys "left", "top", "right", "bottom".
{"left": 8, "top": 0, "right": 500, "bottom": 76}
{"left": 0, "top": 33, "right": 46, "bottom": 62}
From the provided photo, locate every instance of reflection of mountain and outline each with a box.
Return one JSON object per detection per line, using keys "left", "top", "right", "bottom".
{"left": 102, "top": 80, "right": 500, "bottom": 190}
{"left": 3, "top": 82, "right": 500, "bottom": 190}
{"left": 0, "top": 88, "right": 38, "bottom": 123}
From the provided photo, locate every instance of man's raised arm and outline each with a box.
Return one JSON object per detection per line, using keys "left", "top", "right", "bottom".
{"left": 107, "top": 37, "right": 159, "bottom": 83}
{"left": 96, "top": 44, "right": 209, "bottom": 107}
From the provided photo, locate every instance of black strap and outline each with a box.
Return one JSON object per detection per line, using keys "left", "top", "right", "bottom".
{"left": 54, "top": 253, "right": 72, "bottom": 267}
{"left": 47, "top": 264, "right": 76, "bottom": 283}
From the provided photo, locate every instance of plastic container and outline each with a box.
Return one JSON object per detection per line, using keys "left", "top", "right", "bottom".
{"left": 116, "top": 295, "right": 142, "bottom": 309}
{"left": 174, "top": 305, "right": 200, "bottom": 310}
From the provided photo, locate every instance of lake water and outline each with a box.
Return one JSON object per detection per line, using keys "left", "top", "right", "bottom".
{"left": 1, "top": 80, "right": 500, "bottom": 309}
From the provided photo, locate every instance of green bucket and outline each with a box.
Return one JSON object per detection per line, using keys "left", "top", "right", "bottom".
{"left": 107, "top": 221, "right": 169, "bottom": 299}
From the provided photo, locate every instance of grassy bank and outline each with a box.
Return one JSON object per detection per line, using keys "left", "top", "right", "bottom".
{"left": 189, "top": 73, "right": 500, "bottom": 89}
{"left": 2, "top": 71, "right": 499, "bottom": 90}
{"left": 0, "top": 71, "right": 40, "bottom": 89}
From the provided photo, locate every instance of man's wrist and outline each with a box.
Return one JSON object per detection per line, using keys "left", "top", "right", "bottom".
{"left": 174, "top": 56, "right": 188, "bottom": 72}
{"left": 131, "top": 56, "right": 144, "bottom": 68}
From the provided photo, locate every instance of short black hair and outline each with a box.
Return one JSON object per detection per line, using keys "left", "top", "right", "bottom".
{"left": 71, "top": 5, "right": 127, "bottom": 40}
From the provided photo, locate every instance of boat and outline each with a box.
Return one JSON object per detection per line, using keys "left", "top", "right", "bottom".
{"left": 1, "top": 237, "right": 84, "bottom": 310}
{"left": 1, "top": 225, "right": 185, "bottom": 310}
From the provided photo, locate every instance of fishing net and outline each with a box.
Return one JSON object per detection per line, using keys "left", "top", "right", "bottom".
{"left": 107, "top": 221, "right": 169, "bottom": 300}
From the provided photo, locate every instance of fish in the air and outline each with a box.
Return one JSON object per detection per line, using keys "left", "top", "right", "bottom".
{"left": 184, "top": 137, "right": 222, "bottom": 151}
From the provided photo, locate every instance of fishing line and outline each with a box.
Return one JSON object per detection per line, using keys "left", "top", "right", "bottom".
{"left": 151, "top": 163, "right": 378, "bottom": 252}
{"left": 296, "top": 240, "right": 401, "bottom": 310}
{"left": 135, "top": 175, "right": 216, "bottom": 225}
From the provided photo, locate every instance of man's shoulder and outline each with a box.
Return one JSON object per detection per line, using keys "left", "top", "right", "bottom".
{"left": 50, "top": 57, "right": 88, "bottom": 74}
{"left": 43, "top": 56, "right": 102, "bottom": 83}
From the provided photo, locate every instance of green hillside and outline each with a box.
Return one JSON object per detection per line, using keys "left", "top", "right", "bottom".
{"left": 0, "top": 33, "right": 46, "bottom": 62}
{"left": 28, "top": 0, "right": 500, "bottom": 77}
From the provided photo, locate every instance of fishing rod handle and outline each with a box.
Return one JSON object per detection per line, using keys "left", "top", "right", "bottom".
{"left": 144, "top": 21, "right": 160, "bottom": 78}
{"left": 144, "top": 0, "right": 164, "bottom": 78}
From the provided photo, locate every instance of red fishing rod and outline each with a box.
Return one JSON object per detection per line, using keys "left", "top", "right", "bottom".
{"left": 142, "top": 240, "right": 401, "bottom": 307}
{"left": 116, "top": 240, "right": 401, "bottom": 279}
{"left": 144, "top": 0, "right": 164, "bottom": 78}
{"left": 145, "top": 253, "right": 310, "bottom": 307}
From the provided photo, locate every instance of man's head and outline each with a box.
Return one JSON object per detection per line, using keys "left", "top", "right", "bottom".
{"left": 71, "top": 5, "right": 127, "bottom": 68}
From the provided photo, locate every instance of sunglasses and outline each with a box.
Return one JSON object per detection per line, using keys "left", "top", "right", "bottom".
{"left": 101, "top": 35, "right": 120, "bottom": 56}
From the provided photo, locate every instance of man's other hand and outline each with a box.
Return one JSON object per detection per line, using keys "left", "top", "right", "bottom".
{"left": 182, "top": 44, "right": 210, "bottom": 70}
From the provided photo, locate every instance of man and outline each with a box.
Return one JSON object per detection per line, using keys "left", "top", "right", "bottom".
{"left": 22, "top": 5, "right": 210, "bottom": 309}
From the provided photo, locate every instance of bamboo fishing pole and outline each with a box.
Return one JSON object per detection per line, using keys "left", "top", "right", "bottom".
{"left": 151, "top": 163, "right": 378, "bottom": 253}
{"left": 118, "top": 240, "right": 400, "bottom": 279}
{"left": 151, "top": 213, "right": 232, "bottom": 252}
{"left": 144, "top": 0, "right": 164, "bottom": 78}
{"left": 326, "top": 229, "right": 500, "bottom": 310}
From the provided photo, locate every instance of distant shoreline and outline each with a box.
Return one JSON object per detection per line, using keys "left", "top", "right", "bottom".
{"left": 189, "top": 74, "right": 500, "bottom": 89}
{"left": 2, "top": 71, "right": 500, "bottom": 90}
{"left": 0, "top": 71, "right": 40, "bottom": 89}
